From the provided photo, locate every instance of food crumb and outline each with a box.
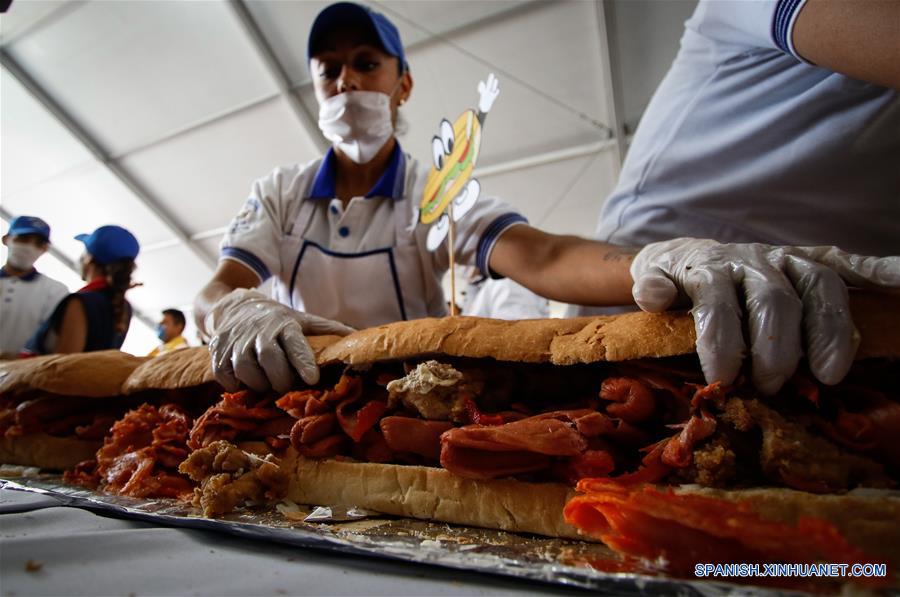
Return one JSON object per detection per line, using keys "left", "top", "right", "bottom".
{"left": 25, "top": 560, "right": 42, "bottom": 572}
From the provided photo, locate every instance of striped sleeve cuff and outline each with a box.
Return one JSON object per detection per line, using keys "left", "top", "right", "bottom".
{"left": 475, "top": 213, "right": 528, "bottom": 280}
{"left": 220, "top": 247, "right": 272, "bottom": 282}
{"left": 772, "top": 0, "right": 811, "bottom": 62}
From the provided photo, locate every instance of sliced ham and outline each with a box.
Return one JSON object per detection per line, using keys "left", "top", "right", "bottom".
{"left": 380, "top": 416, "right": 453, "bottom": 461}
{"left": 439, "top": 410, "right": 615, "bottom": 480}
{"left": 553, "top": 449, "right": 615, "bottom": 485}
{"left": 189, "top": 391, "right": 283, "bottom": 449}
{"left": 564, "top": 479, "right": 876, "bottom": 580}
{"left": 661, "top": 410, "right": 717, "bottom": 468}
{"left": 818, "top": 391, "right": 900, "bottom": 470}
{"left": 439, "top": 445, "right": 550, "bottom": 480}
{"left": 441, "top": 410, "right": 601, "bottom": 456}
{"left": 290, "top": 413, "right": 336, "bottom": 447}
{"left": 336, "top": 398, "right": 387, "bottom": 443}
{"left": 599, "top": 377, "right": 656, "bottom": 424}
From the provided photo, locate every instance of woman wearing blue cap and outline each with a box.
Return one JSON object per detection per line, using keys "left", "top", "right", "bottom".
{"left": 195, "top": 2, "right": 900, "bottom": 397}
{"left": 25, "top": 225, "right": 140, "bottom": 355}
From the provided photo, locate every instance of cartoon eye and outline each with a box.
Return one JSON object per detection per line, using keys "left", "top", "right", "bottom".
{"left": 439, "top": 119, "right": 454, "bottom": 154}
{"left": 431, "top": 136, "right": 444, "bottom": 171}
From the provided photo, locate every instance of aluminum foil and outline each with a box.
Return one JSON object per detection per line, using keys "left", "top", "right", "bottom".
{"left": 0, "top": 475, "right": 799, "bottom": 596}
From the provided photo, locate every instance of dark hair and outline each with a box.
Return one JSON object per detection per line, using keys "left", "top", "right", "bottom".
{"left": 162, "top": 308, "right": 186, "bottom": 330}
{"left": 100, "top": 259, "right": 136, "bottom": 336}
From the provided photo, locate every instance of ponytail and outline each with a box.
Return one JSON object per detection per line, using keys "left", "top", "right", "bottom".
{"left": 103, "top": 259, "right": 135, "bottom": 335}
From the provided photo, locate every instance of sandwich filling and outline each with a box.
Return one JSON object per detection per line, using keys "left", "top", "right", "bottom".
{"left": 187, "top": 356, "right": 899, "bottom": 494}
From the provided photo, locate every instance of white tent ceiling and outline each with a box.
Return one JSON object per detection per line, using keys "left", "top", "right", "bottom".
{"left": 0, "top": 0, "right": 696, "bottom": 355}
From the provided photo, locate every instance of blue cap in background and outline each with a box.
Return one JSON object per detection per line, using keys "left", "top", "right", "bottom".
{"left": 7, "top": 216, "right": 51, "bottom": 242}
{"left": 308, "top": 2, "right": 407, "bottom": 72}
{"left": 75, "top": 225, "right": 140, "bottom": 265}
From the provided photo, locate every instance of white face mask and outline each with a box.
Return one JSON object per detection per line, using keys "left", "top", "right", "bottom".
{"left": 6, "top": 242, "right": 42, "bottom": 271}
{"left": 318, "top": 90, "right": 395, "bottom": 164}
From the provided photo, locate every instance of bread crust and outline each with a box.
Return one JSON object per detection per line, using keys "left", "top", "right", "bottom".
{"left": 318, "top": 289, "right": 899, "bottom": 367}
{"left": 123, "top": 336, "right": 345, "bottom": 393}
{"left": 319, "top": 312, "right": 698, "bottom": 367}
{"left": 123, "top": 347, "right": 216, "bottom": 394}
{"left": 0, "top": 350, "right": 145, "bottom": 398}
{"left": 0, "top": 433, "right": 100, "bottom": 471}
{"left": 284, "top": 452, "right": 582, "bottom": 539}
{"left": 283, "top": 454, "right": 900, "bottom": 562}
{"left": 116, "top": 289, "right": 900, "bottom": 394}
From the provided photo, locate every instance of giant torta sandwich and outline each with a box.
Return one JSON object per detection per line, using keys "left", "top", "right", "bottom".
{"left": 65, "top": 339, "right": 344, "bottom": 501}
{"left": 0, "top": 351, "right": 147, "bottom": 470}
{"left": 63, "top": 347, "right": 228, "bottom": 499}
{"left": 180, "top": 291, "right": 900, "bottom": 571}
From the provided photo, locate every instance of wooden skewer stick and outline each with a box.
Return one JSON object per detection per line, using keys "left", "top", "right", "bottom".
{"left": 447, "top": 203, "right": 458, "bottom": 316}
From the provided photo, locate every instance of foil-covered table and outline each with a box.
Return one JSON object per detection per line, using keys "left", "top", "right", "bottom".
{"left": 0, "top": 475, "right": 790, "bottom": 596}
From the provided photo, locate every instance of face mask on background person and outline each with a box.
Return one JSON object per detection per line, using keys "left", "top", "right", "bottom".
{"left": 156, "top": 324, "right": 167, "bottom": 341}
{"left": 6, "top": 242, "right": 42, "bottom": 271}
{"left": 318, "top": 89, "right": 396, "bottom": 164}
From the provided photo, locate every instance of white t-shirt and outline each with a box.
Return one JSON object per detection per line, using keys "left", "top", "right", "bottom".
{"left": 219, "top": 145, "right": 526, "bottom": 328}
{"left": 462, "top": 277, "right": 549, "bottom": 320}
{"left": 0, "top": 268, "right": 69, "bottom": 355}
{"left": 595, "top": 0, "right": 900, "bottom": 256}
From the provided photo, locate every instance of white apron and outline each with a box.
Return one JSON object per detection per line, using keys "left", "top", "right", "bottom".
{"left": 274, "top": 188, "right": 446, "bottom": 330}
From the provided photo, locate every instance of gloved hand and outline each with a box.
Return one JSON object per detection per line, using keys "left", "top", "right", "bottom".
{"left": 630, "top": 239, "right": 900, "bottom": 394}
{"left": 204, "top": 289, "right": 355, "bottom": 393}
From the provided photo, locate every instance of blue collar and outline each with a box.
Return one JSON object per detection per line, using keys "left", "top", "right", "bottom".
{"left": 0, "top": 267, "right": 39, "bottom": 281}
{"left": 306, "top": 143, "right": 406, "bottom": 200}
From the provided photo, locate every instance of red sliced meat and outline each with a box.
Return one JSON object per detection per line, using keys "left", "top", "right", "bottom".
{"left": 553, "top": 449, "right": 616, "bottom": 485}
{"left": 381, "top": 416, "right": 453, "bottom": 461}
{"left": 336, "top": 399, "right": 387, "bottom": 443}
{"left": 661, "top": 410, "right": 717, "bottom": 468}
{"left": 441, "top": 410, "right": 597, "bottom": 456}
{"left": 565, "top": 479, "right": 878, "bottom": 582}
{"left": 600, "top": 378, "right": 656, "bottom": 424}
{"left": 440, "top": 445, "right": 550, "bottom": 480}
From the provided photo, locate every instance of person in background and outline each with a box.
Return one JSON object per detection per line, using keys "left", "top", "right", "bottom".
{"left": 194, "top": 1, "right": 899, "bottom": 398}
{"left": 148, "top": 308, "right": 189, "bottom": 357}
{"left": 25, "top": 225, "right": 140, "bottom": 355}
{"left": 460, "top": 267, "right": 549, "bottom": 320}
{"left": 0, "top": 216, "right": 69, "bottom": 359}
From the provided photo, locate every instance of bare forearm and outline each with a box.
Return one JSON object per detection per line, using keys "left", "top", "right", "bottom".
{"left": 488, "top": 226, "right": 636, "bottom": 306}
{"left": 793, "top": 0, "right": 900, "bottom": 89}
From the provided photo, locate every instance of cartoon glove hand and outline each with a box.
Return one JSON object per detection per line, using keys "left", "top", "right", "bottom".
{"left": 477, "top": 73, "right": 500, "bottom": 114}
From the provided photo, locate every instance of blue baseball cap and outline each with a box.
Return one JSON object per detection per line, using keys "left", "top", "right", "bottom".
{"left": 7, "top": 216, "right": 51, "bottom": 242}
{"left": 308, "top": 2, "right": 407, "bottom": 72}
{"left": 75, "top": 225, "right": 140, "bottom": 265}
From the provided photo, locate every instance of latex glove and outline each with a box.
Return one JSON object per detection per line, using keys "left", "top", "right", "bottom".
{"left": 477, "top": 73, "right": 500, "bottom": 114}
{"left": 630, "top": 239, "right": 900, "bottom": 394}
{"left": 205, "top": 289, "right": 354, "bottom": 393}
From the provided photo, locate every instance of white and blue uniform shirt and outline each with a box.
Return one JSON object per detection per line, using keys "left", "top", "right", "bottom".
{"left": 220, "top": 143, "right": 526, "bottom": 329}
{"left": 462, "top": 277, "right": 549, "bottom": 320}
{"left": 0, "top": 268, "right": 69, "bottom": 355}
{"left": 595, "top": 0, "right": 900, "bottom": 256}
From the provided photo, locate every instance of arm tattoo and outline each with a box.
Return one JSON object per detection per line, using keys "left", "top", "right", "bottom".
{"left": 601, "top": 247, "right": 640, "bottom": 262}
